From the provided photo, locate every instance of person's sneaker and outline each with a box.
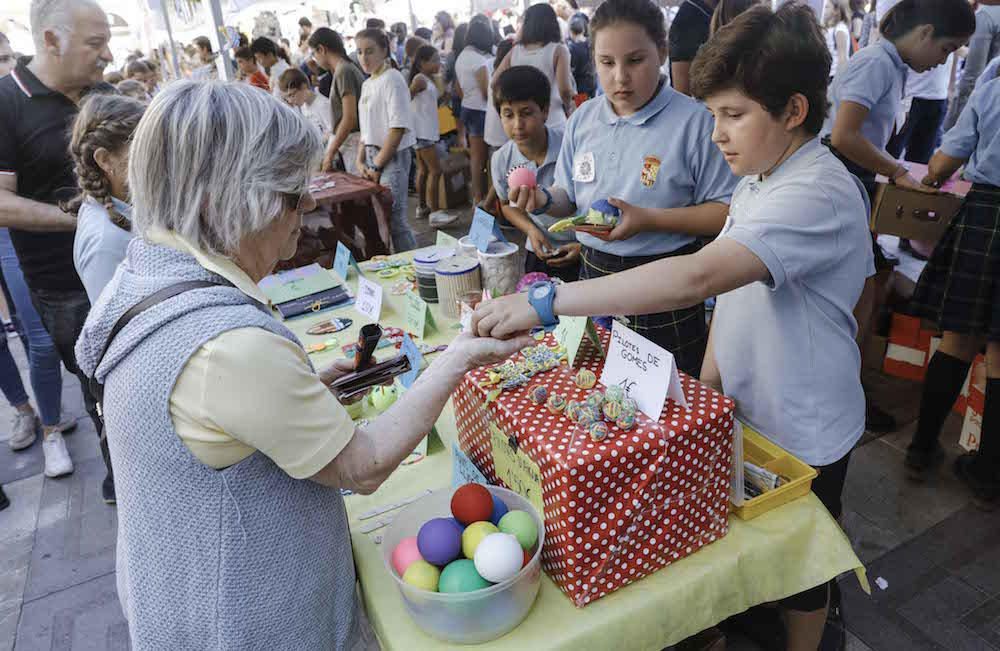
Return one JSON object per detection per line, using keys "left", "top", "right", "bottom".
{"left": 8, "top": 409, "right": 39, "bottom": 451}
{"left": 954, "top": 453, "right": 1000, "bottom": 511}
{"left": 416, "top": 205, "right": 431, "bottom": 219}
{"left": 865, "top": 403, "right": 897, "bottom": 433}
{"left": 429, "top": 210, "right": 460, "bottom": 227}
{"left": 42, "top": 432, "right": 74, "bottom": 478}
{"left": 102, "top": 473, "right": 116, "bottom": 505}
{"left": 904, "top": 443, "right": 945, "bottom": 481}
{"left": 57, "top": 418, "right": 78, "bottom": 435}
{"left": 0, "top": 485, "right": 8, "bottom": 511}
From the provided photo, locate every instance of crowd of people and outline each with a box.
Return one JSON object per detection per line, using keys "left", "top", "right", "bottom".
{"left": 0, "top": 0, "right": 999, "bottom": 649}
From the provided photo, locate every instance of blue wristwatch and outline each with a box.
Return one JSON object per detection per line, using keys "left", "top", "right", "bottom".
{"left": 530, "top": 187, "right": 553, "bottom": 216}
{"left": 527, "top": 280, "right": 559, "bottom": 330}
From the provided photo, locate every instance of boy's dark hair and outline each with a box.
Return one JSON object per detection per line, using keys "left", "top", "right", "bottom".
{"left": 569, "top": 13, "right": 589, "bottom": 37}
{"left": 415, "top": 27, "right": 433, "bottom": 41}
{"left": 251, "top": 36, "right": 290, "bottom": 64}
{"left": 234, "top": 46, "right": 255, "bottom": 62}
{"left": 125, "top": 59, "right": 152, "bottom": 77}
{"left": 690, "top": 4, "right": 830, "bottom": 135}
{"left": 465, "top": 17, "right": 494, "bottom": 53}
{"left": 493, "top": 65, "right": 551, "bottom": 116}
{"left": 880, "top": 0, "right": 975, "bottom": 41}
{"left": 308, "top": 27, "right": 350, "bottom": 60}
{"left": 193, "top": 36, "right": 213, "bottom": 54}
{"left": 366, "top": 18, "right": 386, "bottom": 30}
{"left": 279, "top": 67, "right": 310, "bottom": 92}
{"left": 521, "top": 4, "right": 562, "bottom": 45}
{"left": 710, "top": 0, "right": 760, "bottom": 36}
{"left": 591, "top": 0, "right": 666, "bottom": 50}
{"left": 299, "top": 16, "right": 312, "bottom": 28}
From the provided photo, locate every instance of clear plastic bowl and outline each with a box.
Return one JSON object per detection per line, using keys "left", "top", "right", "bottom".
{"left": 380, "top": 485, "right": 544, "bottom": 644}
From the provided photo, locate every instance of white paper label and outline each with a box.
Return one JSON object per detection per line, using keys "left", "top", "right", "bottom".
{"left": 600, "top": 320, "right": 688, "bottom": 419}
{"left": 355, "top": 275, "right": 383, "bottom": 321}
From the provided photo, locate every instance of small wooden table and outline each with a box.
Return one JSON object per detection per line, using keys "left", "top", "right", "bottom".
{"left": 309, "top": 171, "right": 395, "bottom": 260}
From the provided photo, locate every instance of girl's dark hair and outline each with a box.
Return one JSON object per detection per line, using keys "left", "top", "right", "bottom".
{"left": 356, "top": 28, "right": 398, "bottom": 69}
{"left": 62, "top": 93, "right": 146, "bottom": 231}
{"left": 880, "top": 0, "right": 975, "bottom": 41}
{"left": 193, "top": 36, "right": 213, "bottom": 54}
{"left": 690, "top": 3, "right": 830, "bottom": 134}
{"left": 308, "top": 27, "right": 349, "bottom": 60}
{"left": 710, "top": 0, "right": 761, "bottom": 35}
{"left": 392, "top": 22, "right": 408, "bottom": 42}
{"left": 591, "top": 0, "right": 667, "bottom": 50}
{"left": 278, "top": 67, "right": 310, "bottom": 92}
{"left": 415, "top": 27, "right": 433, "bottom": 41}
{"left": 452, "top": 23, "right": 469, "bottom": 54}
{"left": 494, "top": 37, "right": 514, "bottom": 68}
{"left": 436, "top": 11, "right": 455, "bottom": 32}
{"left": 250, "top": 36, "right": 290, "bottom": 64}
{"left": 569, "top": 13, "right": 589, "bottom": 37}
{"left": 234, "top": 46, "right": 254, "bottom": 62}
{"left": 409, "top": 44, "right": 438, "bottom": 83}
{"left": 465, "top": 18, "right": 495, "bottom": 53}
{"left": 521, "top": 4, "right": 562, "bottom": 45}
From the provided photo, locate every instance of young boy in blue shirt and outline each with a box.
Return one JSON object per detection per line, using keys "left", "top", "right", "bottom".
{"left": 490, "top": 66, "right": 580, "bottom": 282}
{"left": 475, "top": 5, "right": 871, "bottom": 647}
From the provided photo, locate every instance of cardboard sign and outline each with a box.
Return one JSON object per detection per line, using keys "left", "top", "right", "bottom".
{"left": 355, "top": 275, "right": 383, "bottom": 321}
{"left": 600, "top": 320, "right": 687, "bottom": 419}
{"left": 436, "top": 229, "right": 460, "bottom": 250}
{"left": 554, "top": 316, "right": 605, "bottom": 367}
{"left": 399, "top": 333, "right": 424, "bottom": 389}
{"left": 404, "top": 291, "right": 436, "bottom": 339}
{"left": 452, "top": 442, "right": 489, "bottom": 487}
{"left": 489, "top": 422, "right": 544, "bottom": 518}
{"left": 468, "top": 207, "right": 507, "bottom": 252}
{"left": 333, "top": 241, "right": 361, "bottom": 280}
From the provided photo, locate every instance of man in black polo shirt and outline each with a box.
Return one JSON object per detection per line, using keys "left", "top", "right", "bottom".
{"left": 668, "top": 0, "right": 717, "bottom": 95}
{"left": 0, "top": 0, "right": 116, "bottom": 502}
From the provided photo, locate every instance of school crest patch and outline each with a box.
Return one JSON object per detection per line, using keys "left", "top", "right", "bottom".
{"left": 640, "top": 155, "right": 661, "bottom": 187}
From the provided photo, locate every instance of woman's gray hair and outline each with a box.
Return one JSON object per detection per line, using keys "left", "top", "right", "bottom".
{"left": 128, "top": 80, "right": 322, "bottom": 256}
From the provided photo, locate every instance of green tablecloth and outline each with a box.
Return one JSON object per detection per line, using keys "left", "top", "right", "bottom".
{"left": 283, "top": 253, "right": 869, "bottom": 651}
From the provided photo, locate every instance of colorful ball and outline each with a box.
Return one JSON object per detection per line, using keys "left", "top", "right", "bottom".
{"left": 574, "top": 369, "right": 597, "bottom": 389}
{"left": 621, "top": 397, "right": 638, "bottom": 415}
{"left": 391, "top": 536, "right": 424, "bottom": 576}
{"left": 369, "top": 385, "right": 399, "bottom": 413}
{"left": 576, "top": 405, "right": 598, "bottom": 428}
{"left": 507, "top": 166, "right": 538, "bottom": 189}
{"left": 498, "top": 510, "right": 538, "bottom": 550}
{"left": 565, "top": 400, "right": 581, "bottom": 422}
{"left": 417, "top": 517, "right": 463, "bottom": 566}
{"left": 474, "top": 533, "right": 524, "bottom": 583}
{"left": 451, "top": 483, "right": 495, "bottom": 525}
{"left": 528, "top": 384, "right": 549, "bottom": 405}
{"left": 585, "top": 391, "right": 605, "bottom": 410}
{"left": 489, "top": 496, "right": 509, "bottom": 525}
{"left": 616, "top": 411, "right": 637, "bottom": 431}
{"left": 462, "top": 521, "right": 500, "bottom": 559}
{"left": 439, "top": 559, "right": 492, "bottom": 593}
{"left": 546, "top": 393, "right": 566, "bottom": 413}
{"left": 603, "top": 400, "right": 623, "bottom": 421}
{"left": 589, "top": 421, "right": 609, "bottom": 442}
{"left": 604, "top": 385, "right": 625, "bottom": 403}
{"left": 402, "top": 560, "right": 440, "bottom": 591}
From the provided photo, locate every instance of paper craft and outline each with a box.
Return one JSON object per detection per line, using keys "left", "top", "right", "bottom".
{"left": 600, "top": 320, "right": 688, "bottom": 419}
{"left": 259, "top": 263, "right": 340, "bottom": 305}
{"left": 436, "top": 229, "right": 460, "bottom": 250}
{"left": 554, "top": 316, "right": 604, "bottom": 367}
{"left": 355, "top": 275, "right": 383, "bottom": 321}
{"left": 404, "top": 291, "right": 436, "bottom": 339}
{"left": 452, "top": 443, "right": 489, "bottom": 487}
{"left": 468, "top": 207, "right": 507, "bottom": 252}
{"left": 334, "top": 241, "right": 362, "bottom": 280}
{"left": 399, "top": 333, "right": 424, "bottom": 389}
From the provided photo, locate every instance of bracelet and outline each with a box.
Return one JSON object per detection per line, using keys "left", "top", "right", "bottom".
{"left": 888, "top": 163, "right": 908, "bottom": 184}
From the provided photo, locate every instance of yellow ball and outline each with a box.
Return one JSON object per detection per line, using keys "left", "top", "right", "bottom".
{"left": 462, "top": 521, "right": 499, "bottom": 559}
{"left": 402, "top": 560, "right": 440, "bottom": 591}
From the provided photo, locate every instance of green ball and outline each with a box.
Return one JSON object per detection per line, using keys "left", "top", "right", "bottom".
{"left": 438, "top": 559, "right": 492, "bottom": 593}
{"left": 498, "top": 510, "right": 538, "bottom": 550}
{"left": 369, "top": 385, "right": 399, "bottom": 413}
{"left": 402, "top": 560, "right": 440, "bottom": 591}
{"left": 462, "top": 521, "right": 499, "bottom": 559}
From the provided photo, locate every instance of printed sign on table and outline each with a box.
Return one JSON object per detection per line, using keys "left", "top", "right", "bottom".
{"left": 398, "top": 333, "right": 423, "bottom": 389}
{"left": 355, "top": 275, "right": 383, "bottom": 321}
{"left": 468, "top": 207, "right": 507, "bottom": 252}
{"left": 452, "top": 442, "right": 489, "bottom": 487}
{"left": 333, "top": 241, "right": 361, "bottom": 280}
{"left": 404, "top": 291, "right": 436, "bottom": 339}
{"left": 600, "top": 320, "right": 688, "bottom": 418}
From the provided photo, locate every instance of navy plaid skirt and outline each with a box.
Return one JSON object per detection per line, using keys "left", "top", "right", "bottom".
{"left": 911, "top": 184, "right": 1000, "bottom": 341}
{"left": 580, "top": 243, "right": 707, "bottom": 376}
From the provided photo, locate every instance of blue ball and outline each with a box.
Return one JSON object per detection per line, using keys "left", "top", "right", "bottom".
{"left": 489, "top": 497, "right": 509, "bottom": 526}
{"left": 591, "top": 198, "right": 620, "bottom": 217}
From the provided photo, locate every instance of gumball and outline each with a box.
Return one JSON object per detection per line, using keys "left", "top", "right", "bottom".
{"left": 402, "top": 560, "right": 441, "bottom": 591}
{"left": 391, "top": 536, "right": 424, "bottom": 576}
{"left": 546, "top": 393, "right": 567, "bottom": 413}
{"left": 603, "top": 400, "right": 622, "bottom": 421}
{"left": 451, "top": 483, "right": 494, "bottom": 525}
{"left": 462, "top": 521, "right": 499, "bottom": 559}
{"left": 498, "top": 510, "right": 538, "bottom": 550}
{"left": 576, "top": 405, "right": 598, "bottom": 428}
{"left": 590, "top": 421, "right": 609, "bottom": 442}
{"left": 604, "top": 385, "right": 625, "bottom": 403}
{"left": 489, "top": 496, "right": 509, "bottom": 525}
{"left": 528, "top": 384, "right": 549, "bottom": 405}
{"left": 369, "top": 385, "right": 399, "bottom": 413}
{"left": 574, "top": 369, "right": 597, "bottom": 389}
{"left": 507, "top": 166, "right": 537, "bottom": 190}
{"left": 585, "top": 391, "right": 605, "bottom": 410}
{"left": 417, "top": 517, "right": 463, "bottom": 566}
{"left": 474, "top": 533, "right": 524, "bottom": 583}
{"left": 616, "top": 411, "right": 636, "bottom": 431}
{"left": 439, "top": 559, "right": 492, "bottom": 593}
{"left": 621, "top": 397, "right": 638, "bottom": 415}
{"left": 565, "top": 400, "right": 581, "bottom": 422}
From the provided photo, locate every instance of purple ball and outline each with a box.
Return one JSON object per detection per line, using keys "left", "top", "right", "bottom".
{"left": 489, "top": 497, "right": 509, "bottom": 526}
{"left": 417, "top": 517, "right": 463, "bottom": 566}
{"left": 449, "top": 517, "right": 466, "bottom": 532}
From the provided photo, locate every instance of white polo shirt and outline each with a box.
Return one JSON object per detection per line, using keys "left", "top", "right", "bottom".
{"left": 358, "top": 64, "right": 416, "bottom": 151}
{"left": 711, "top": 138, "right": 875, "bottom": 466}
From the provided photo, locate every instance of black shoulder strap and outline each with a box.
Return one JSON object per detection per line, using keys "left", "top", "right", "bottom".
{"left": 90, "top": 280, "right": 229, "bottom": 422}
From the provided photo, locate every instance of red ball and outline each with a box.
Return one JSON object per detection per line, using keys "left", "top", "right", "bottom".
{"left": 507, "top": 166, "right": 537, "bottom": 190}
{"left": 450, "top": 484, "right": 494, "bottom": 525}
{"left": 522, "top": 547, "right": 534, "bottom": 569}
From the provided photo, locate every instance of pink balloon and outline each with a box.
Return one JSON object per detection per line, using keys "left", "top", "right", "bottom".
{"left": 507, "top": 166, "right": 537, "bottom": 189}
{"left": 392, "top": 536, "right": 424, "bottom": 576}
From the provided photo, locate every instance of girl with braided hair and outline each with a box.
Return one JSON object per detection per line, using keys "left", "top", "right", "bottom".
{"left": 65, "top": 93, "right": 145, "bottom": 303}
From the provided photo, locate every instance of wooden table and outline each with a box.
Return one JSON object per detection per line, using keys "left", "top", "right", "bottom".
{"left": 309, "top": 171, "right": 395, "bottom": 260}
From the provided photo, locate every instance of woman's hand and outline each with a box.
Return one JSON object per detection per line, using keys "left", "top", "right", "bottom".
{"left": 362, "top": 166, "right": 382, "bottom": 184}
{"left": 321, "top": 149, "right": 338, "bottom": 173}
{"left": 447, "top": 331, "right": 535, "bottom": 368}
{"left": 471, "top": 293, "right": 541, "bottom": 340}
{"left": 895, "top": 172, "right": 938, "bottom": 194}
{"left": 604, "top": 197, "right": 649, "bottom": 241}
{"left": 546, "top": 242, "right": 581, "bottom": 268}
{"left": 318, "top": 357, "right": 356, "bottom": 386}
{"left": 508, "top": 185, "right": 546, "bottom": 214}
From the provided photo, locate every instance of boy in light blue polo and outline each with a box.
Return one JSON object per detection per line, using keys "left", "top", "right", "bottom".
{"left": 490, "top": 66, "right": 578, "bottom": 282}
{"left": 940, "top": 77, "right": 1000, "bottom": 186}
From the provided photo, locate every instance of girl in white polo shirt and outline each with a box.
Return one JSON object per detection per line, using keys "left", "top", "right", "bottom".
{"left": 355, "top": 28, "right": 418, "bottom": 252}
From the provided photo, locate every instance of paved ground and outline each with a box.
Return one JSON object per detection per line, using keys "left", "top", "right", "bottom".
{"left": 1, "top": 205, "right": 998, "bottom": 650}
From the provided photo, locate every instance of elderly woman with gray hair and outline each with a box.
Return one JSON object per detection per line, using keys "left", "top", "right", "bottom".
{"left": 74, "top": 80, "right": 530, "bottom": 649}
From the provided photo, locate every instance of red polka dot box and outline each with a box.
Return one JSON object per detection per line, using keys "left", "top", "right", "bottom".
{"left": 453, "top": 328, "right": 736, "bottom": 607}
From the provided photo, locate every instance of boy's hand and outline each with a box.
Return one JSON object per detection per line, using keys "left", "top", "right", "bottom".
{"left": 895, "top": 172, "right": 938, "bottom": 194}
{"left": 546, "top": 242, "right": 581, "bottom": 267}
{"left": 471, "top": 293, "right": 540, "bottom": 339}
{"left": 508, "top": 185, "right": 545, "bottom": 214}
{"left": 604, "top": 197, "right": 649, "bottom": 241}
{"left": 528, "top": 228, "right": 555, "bottom": 258}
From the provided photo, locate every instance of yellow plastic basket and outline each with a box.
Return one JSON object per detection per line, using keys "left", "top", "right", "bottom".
{"left": 732, "top": 424, "right": 818, "bottom": 520}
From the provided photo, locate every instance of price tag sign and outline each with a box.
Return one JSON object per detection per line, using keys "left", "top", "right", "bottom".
{"left": 399, "top": 333, "right": 424, "bottom": 389}
{"left": 333, "top": 241, "right": 357, "bottom": 280}
{"left": 468, "top": 207, "right": 507, "bottom": 252}
{"left": 452, "top": 442, "right": 489, "bottom": 487}
{"left": 404, "top": 291, "right": 435, "bottom": 339}
{"left": 600, "top": 320, "right": 687, "bottom": 419}
{"left": 354, "top": 275, "right": 383, "bottom": 321}
{"left": 554, "top": 316, "right": 605, "bottom": 366}
{"left": 436, "top": 229, "right": 460, "bottom": 250}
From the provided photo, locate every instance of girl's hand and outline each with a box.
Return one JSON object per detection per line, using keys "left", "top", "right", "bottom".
{"left": 895, "top": 172, "right": 938, "bottom": 194}
{"left": 508, "top": 185, "right": 545, "bottom": 214}
{"left": 605, "top": 197, "right": 649, "bottom": 241}
{"left": 471, "top": 293, "right": 541, "bottom": 340}
{"left": 363, "top": 166, "right": 382, "bottom": 184}
{"left": 921, "top": 174, "right": 944, "bottom": 190}
{"left": 546, "top": 242, "right": 581, "bottom": 268}
{"left": 528, "top": 228, "right": 555, "bottom": 258}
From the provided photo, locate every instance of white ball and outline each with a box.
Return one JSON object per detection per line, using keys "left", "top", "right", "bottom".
{"left": 473, "top": 533, "right": 523, "bottom": 583}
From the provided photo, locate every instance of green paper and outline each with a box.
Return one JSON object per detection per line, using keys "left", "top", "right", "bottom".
{"left": 555, "top": 316, "right": 587, "bottom": 367}
{"left": 258, "top": 264, "right": 340, "bottom": 305}
{"left": 436, "top": 229, "right": 460, "bottom": 249}
{"left": 404, "top": 291, "right": 436, "bottom": 339}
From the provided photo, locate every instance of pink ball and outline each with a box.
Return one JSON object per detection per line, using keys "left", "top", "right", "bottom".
{"left": 391, "top": 536, "right": 424, "bottom": 576}
{"left": 507, "top": 166, "right": 537, "bottom": 190}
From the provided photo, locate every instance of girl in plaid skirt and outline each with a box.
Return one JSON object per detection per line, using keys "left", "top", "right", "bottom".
{"left": 905, "top": 77, "right": 1000, "bottom": 509}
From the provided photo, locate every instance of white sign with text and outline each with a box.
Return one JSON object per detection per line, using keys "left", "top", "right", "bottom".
{"left": 355, "top": 275, "right": 383, "bottom": 321}
{"left": 600, "top": 320, "right": 688, "bottom": 418}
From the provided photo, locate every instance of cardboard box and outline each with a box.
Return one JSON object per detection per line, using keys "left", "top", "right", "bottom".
{"left": 959, "top": 356, "right": 987, "bottom": 451}
{"left": 437, "top": 152, "right": 470, "bottom": 210}
{"left": 864, "top": 335, "right": 888, "bottom": 372}
{"left": 883, "top": 313, "right": 935, "bottom": 381}
{"left": 453, "top": 329, "right": 734, "bottom": 607}
{"left": 871, "top": 163, "right": 970, "bottom": 244}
